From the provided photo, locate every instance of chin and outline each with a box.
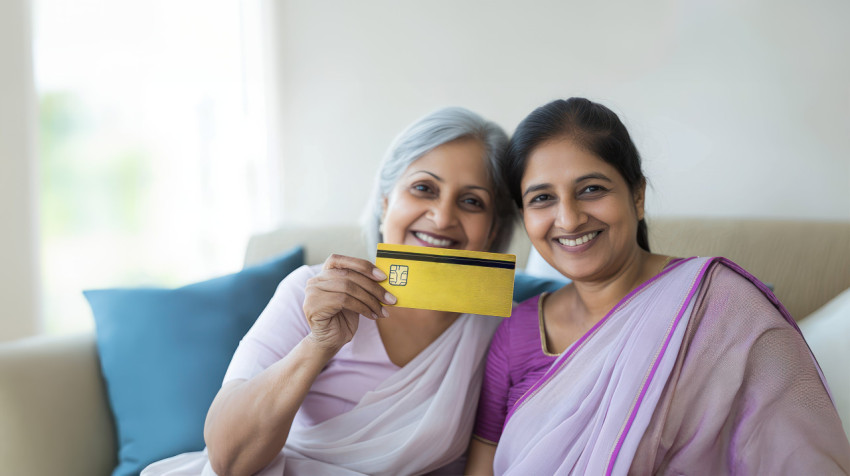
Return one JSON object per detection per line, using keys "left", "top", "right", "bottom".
{"left": 545, "top": 257, "right": 598, "bottom": 282}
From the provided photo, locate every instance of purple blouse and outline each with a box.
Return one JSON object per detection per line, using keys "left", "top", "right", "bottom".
{"left": 473, "top": 294, "right": 559, "bottom": 443}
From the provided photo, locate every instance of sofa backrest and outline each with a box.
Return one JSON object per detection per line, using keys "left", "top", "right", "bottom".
{"left": 245, "top": 218, "right": 850, "bottom": 321}
{"left": 647, "top": 218, "right": 850, "bottom": 321}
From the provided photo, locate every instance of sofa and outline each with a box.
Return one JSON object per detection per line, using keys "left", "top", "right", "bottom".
{"left": 1, "top": 218, "right": 848, "bottom": 476}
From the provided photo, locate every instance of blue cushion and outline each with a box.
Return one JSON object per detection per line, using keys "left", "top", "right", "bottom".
{"left": 85, "top": 247, "right": 304, "bottom": 476}
{"left": 513, "top": 270, "right": 570, "bottom": 303}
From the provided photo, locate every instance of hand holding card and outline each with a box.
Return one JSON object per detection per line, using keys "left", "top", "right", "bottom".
{"left": 374, "top": 243, "right": 516, "bottom": 317}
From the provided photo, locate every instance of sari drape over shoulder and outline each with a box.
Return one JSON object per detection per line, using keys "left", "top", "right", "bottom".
{"left": 494, "top": 257, "right": 850, "bottom": 475}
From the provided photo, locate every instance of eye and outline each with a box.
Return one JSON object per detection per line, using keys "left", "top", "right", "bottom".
{"left": 528, "top": 193, "right": 553, "bottom": 205}
{"left": 579, "top": 184, "right": 608, "bottom": 196}
{"left": 411, "top": 182, "right": 435, "bottom": 195}
{"left": 460, "top": 195, "right": 486, "bottom": 211}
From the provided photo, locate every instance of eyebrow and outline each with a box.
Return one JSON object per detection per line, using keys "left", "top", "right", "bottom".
{"left": 408, "top": 170, "right": 493, "bottom": 196}
{"left": 576, "top": 173, "right": 613, "bottom": 183}
{"left": 522, "top": 173, "right": 614, "bottom": 198}
{"left": 409, "top": 170, "right": 444, "bottom": 182}
{"left": 522, "top": 183, "right": 551, "bottom": 199}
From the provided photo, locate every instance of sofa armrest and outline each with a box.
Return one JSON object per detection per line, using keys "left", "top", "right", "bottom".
{"left": 0, "top": 332, "right": 116, "bottom": 476}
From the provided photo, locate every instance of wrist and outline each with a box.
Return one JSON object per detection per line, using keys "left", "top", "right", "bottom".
{"left": 302, "top": 333, "right": 342, "bottom": 360}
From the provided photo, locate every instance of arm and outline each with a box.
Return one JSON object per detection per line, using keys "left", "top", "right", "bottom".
{"left": 713, "top": 267, "right": 850, "bottom": 473}
{"left": 465, "top": 438, "right": 497, "bottom": 475}
{"left": 464, "top": 320, "right": 511, "bottom": 476}
{"left": 730, "top": 326, "right": 850, "bottom": 474}
{"left": 204, "top": 255, "right": 393, "bottom": 476}
{"left": 204, "top": 337, "right": 336, "bottom": 475}
{"left": 639, "top": 265, "right": 850, "bottom": 474}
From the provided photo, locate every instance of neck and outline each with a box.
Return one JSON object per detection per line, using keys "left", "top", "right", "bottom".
{"left": 386, "top": 307, "right": 460, "bottom": 326}
{"left": 376, "top": 306, "right": 461, "bottom": 367}
{"left": 568, "top": 247, "right": 656, "bottom": 322}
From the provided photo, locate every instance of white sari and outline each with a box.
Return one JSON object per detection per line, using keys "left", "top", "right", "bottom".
{"left": 143, "top": 312, "right": 500, "bottom": 475}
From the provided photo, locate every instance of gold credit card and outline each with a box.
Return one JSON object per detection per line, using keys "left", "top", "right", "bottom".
{"left": 375, "top": 243, "right": 516, "bottom": 317}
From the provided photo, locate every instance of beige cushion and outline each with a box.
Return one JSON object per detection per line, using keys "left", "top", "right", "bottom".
{"left": 649, "top": 218, "right": 850, "bottom": 321}
{"left": 0, "top": 333, "right": 116, "bottom": 476}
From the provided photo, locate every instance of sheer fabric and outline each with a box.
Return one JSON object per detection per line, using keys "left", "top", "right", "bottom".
{"left": 494, "top": 258, "right": 850, "bottom": 475}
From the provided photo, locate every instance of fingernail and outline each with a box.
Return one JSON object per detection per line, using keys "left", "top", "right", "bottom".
{"left": 373, "top": 268, "right": 387, "bottom": 280}
{"left": 384, "top": 292, "right": 397, "bottom": 304}
{"left": 382, "top": 307, "right": 390, "bottom": 318}
{"left": 372, "top": 313, "right": 379, "bottom": 320}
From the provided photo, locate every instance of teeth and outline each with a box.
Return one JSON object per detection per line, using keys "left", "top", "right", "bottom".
{"left": 558, "top": 231, "right": 599, "bottom": 247}
{"left": 415, "top": 232, "right": 453, "bottom": 247}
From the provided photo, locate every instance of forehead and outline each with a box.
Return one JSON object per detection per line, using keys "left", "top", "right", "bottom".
{"left": 522, "top": 139, "right": 623, "bottom": 185}
{"left": 402, "top": 138, "right": 491, "bottom": 184}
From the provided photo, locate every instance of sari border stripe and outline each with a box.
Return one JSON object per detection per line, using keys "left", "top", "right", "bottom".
{"left": 505, "top": 256, "right": 698, "bottom": 424}
{"left": 604, "top": 257, "right": 714, "bottom": 476}
{"left": 471, "top": 434, "right": 498, "bottom": 446}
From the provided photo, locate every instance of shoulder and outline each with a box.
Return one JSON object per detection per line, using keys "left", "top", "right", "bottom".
{"left": 252, "top": 265, "right": 320, "bottom": 332}
{"left": 269, "top": 264, "right": 321, "bottom": 297}
{"left": 285, "top": 263, "right": 322, "bottom": 284}
{"left": 224, "top": 266, "right": 316, "bottom": 381}
{"left": 696, "top": 258, "right": 795, "bottom": 331}
{"left": 496, "top": 295, "right": 542, "bottom": 332}
{"left": 703, "top": 259, "right": 772, "bottom": 302}
{"left": 490, "top": 294, "right": 545, "bottom": 349}
{"left": 513, "top": 294, "right": 545, "bottom": 322}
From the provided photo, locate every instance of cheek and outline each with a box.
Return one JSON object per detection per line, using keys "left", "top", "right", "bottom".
{"left": 611, "top": 198, "right": 638, "bottom": 224}
{"left": 386, "top": 193, "right": 417, "bottom": 217}
{"left": 466, "top": 212, "right": 495, "bottom": 240}
{"left": 382, "top": 197, "right": 416, "bottom": 233}
{"left": 600, "top": 199, "right": 638, "bottom": 242}
{"left": 522, "top": 210, "right": 551, "bottom": 239}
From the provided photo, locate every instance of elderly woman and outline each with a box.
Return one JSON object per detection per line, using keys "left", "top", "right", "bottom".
{"left": 143, "top": 107, "right": 516, "bottom": 475}
{"left": 466, "top": 98, "right": 850, "bottom": 475}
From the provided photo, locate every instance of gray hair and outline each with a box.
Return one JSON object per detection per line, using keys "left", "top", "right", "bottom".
{"left": 362, "top": 106, "right": 515, "bottom": 256}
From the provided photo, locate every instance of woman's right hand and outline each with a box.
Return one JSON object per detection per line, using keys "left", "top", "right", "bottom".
{"left": 303, "top": 254, "right": 395, "bottom": 353}
{"left": 206, "top": 257, "right": 392, "bottom": 475}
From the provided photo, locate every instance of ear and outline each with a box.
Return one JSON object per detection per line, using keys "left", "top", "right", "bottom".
{"left": 633, "top": 179, "right": 646, "bottom": 221}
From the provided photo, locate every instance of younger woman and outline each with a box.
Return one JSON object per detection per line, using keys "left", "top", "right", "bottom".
{"left": 466, "top": 98, "right": 850, "bottom": 475}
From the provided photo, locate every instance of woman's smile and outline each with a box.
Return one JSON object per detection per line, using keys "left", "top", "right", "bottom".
{"left": 411, "top": 230, "right": 457, "bottom": 248}
{"left": 554, "top": 230, "right": 602, "bottom": 250}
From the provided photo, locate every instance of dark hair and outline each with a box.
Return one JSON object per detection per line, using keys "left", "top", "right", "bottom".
{"left": 505, "top": 97, "right": 650, "bottom": 251}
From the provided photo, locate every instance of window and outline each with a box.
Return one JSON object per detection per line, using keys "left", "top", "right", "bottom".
{"left": 34, "top": 0, "right": 276, "bottom": 333}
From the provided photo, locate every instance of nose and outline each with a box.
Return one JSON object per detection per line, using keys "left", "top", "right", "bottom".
{"left": 428, "top": 198, "right": 458, "bottom": 230}
{"left": 554, "top": 198, "right": 587, "bottom": 232}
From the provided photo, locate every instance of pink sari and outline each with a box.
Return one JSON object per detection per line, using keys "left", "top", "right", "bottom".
{"left": 495, "top": 257, "right": 850, "bottom": 475}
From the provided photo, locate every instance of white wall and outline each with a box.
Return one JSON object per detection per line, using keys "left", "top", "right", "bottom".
{"left": 0, "top": 0, "right": 39, "bottom": 340}
{"left": 2, "top": 0, "right": 848, "bottom": 341}
{"left": 272, "top": 0, "right": 850, "bottom": 227}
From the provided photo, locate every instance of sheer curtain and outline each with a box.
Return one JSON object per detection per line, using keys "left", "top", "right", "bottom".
{"left": 34, "top": 0, "right": 278, "bottom": 334}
